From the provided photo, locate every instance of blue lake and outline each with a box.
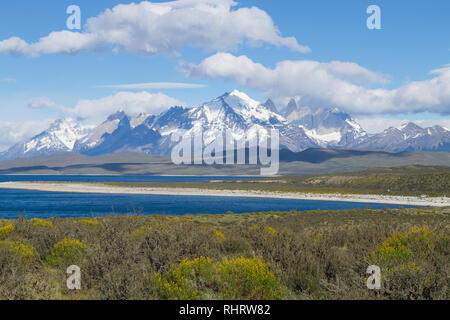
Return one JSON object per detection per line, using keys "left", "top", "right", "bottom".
{"left": 0, "top": 188, "right": 412, "bottom": 219}
{"left": 0, "top": 175, "right": 413, "bottom": 219}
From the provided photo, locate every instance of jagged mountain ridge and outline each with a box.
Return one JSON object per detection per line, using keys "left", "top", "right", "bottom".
{"left": 348, "top": 122, "right": 450, "bottom": 152}
{"left": 1, "top": 118, "right": 89, "bottom": 159}
{"left": 1, "top": 90, "right": 449, "bottom": 160}
{"left": 284, "top": 100, "right": 367, "bottom": 147}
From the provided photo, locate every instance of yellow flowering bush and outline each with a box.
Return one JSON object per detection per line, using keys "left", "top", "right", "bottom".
{"left": 264, "top": 226, "right": 277, "bottom": 236}
{"left": 370, "top": 227, "right": 449, "bottom": 299}
{"left": 30, "top": 218, "right": 53, "bottom": 228}
{"left": 210, "top": 229, "right": 225, "bottom": 241}
{"left": 76, "top": 219, "right": 99, "bottom": 227}
{"left": 154, "top": 257, "right": 285, "bottom": 300}
{"left": 154, "top": 272, "right": 201, "bottom": 300}
{"left": 371, "top": 227, "right": 437, "bottom": 265}
{"left": 52, "top": 238, "right": 86, "bottom": 257}
{"left": 215, "top": 230, "right": 225, "bottom": 241}
{"left": 0, "top": 219, "right": 10, "bottom": 226}
{"left": 177, "top": 257, "right": 216, "bottom": 278}
{"left": 154, "top": 257, "right": 214, "bottom": 300}
{"left": 131, "top": 225, "right": 153, "bottom": 239}
{"left": 218, "top": 257, "right": 285, "bottom": 300}
{"left": 48, "top": 238, "right": 86, "bottom": 266}
{"left": 0, "top": 223, "right": 15, "bottom": 239}
{"left": 0, "top": 240, "right": 35, "bottom": 260}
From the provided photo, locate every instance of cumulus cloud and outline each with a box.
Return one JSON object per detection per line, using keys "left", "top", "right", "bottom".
{"left": 62, "top": 91, "right": 185, "bottom": 125}
{"left": 0, "top": 120, "right": 54, "bottom": 151}
{"left": 96, "top": 82, "right": 206, "bottom": 89}
{"left": 26, "top": 92, "right": 184, "bottom": 125}
{"left": 0, "top": 32, "right": 99, "bottom": 57}
{"left": 0, "top": 0, "right": 309, "bottom": 58}
{"left": 181, "top": 52, "right": 450, "bottom": 115}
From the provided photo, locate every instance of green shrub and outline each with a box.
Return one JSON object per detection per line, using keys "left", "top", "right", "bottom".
{"left": 47, "top": 238, "right": 86, "bottom": 266}
{"left": 0, "top": 240, "right": 35, "bottom": 260}
{"left": 218, "top": 257, "right": 286, "bottom": 300}
{"left": 153, "top": 257, "right": 286, "bottom": 300}
{"left": 0, "top": 223, "right": 15, "bottom": 239}
{"left": 370, "top": 227, "right": 449, "bottom": 299}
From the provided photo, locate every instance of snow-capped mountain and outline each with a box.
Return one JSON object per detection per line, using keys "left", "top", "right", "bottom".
{"left": 73, "top": 110, "right": 127, "bottom": 153}
{"left": 1, "top": 90, "right": 449, "bottom": 160}
{"left": 263, "top": 99, "right": 279, "bottom": 114}
{"left": 181, "top": 90, "right": 315, "bottom": 152}
{"left": 73, "top": 90, "right": 317, "bottom": 155}
{"left": 78, "top": 114, "right": 161, "bottom": 156}
{"left": 1, "top": 118, "right": 89, "bottom": 160}
{"left": 348, "top": 122, "right": 450, "bottom": 152}
{"left": 285, "top": 101, "right": 367, "bottom": 147}
{"left": 285, "top": 99, "right": 300, "bottom": 122}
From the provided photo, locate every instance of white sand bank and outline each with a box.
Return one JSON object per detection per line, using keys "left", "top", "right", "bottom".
{"left": 0, "top": 181, "right": 449, "bottom": 207}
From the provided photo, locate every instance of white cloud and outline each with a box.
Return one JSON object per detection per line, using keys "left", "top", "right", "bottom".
{"left": 0, "top": 37, "right": 34, "bottom": 56}
{"left": 32, "top": 31, "right": 100, "bottom": 55}
{"left": 181, "top": 52, "right": 450, "bottom": 115}
{"left": 0, "top": 0, "right": 309, "bottom": 58}
{"left": 63, "top": 91, "right": 185, "bottom": 125}
{"left": 0, "top": 120, "right": 54, "bottom": 151}
{"left": 355, "top": 117, "right": 450, "bottom": 133}
{"left": 26, "top": 91, "right": 184, "bottom": 125}
{"left": 27, "top": 97, "right": 58, "bottom": 109}
{"left": 0, "top": 32, "right": 99, "bottom": 57}
{"left": 96, "top": 82, "right": 206, "bottom": 89}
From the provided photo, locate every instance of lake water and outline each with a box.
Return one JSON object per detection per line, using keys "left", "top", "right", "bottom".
{"left": 0, "top": 175, "right": 412, "bottom": 219}
{"left": 0, "top": 190, "right": 411, "bottom": 219}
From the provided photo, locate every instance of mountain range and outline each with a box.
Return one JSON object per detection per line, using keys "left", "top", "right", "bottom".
{"left": 1, "top": 90, "right": 449, "bottom": 160}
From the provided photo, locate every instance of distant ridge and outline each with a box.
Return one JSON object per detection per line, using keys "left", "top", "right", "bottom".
{"left": 0, "top": 149, "right": 449, "bottom": 176}
{"left": 1, "top": 90, "right": 449, "bottom": 160}
{"left": 279, "top": 148, "right": 407, "bottom": 164}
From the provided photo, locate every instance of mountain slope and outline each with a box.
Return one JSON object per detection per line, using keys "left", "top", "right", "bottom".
{"left": 284, "top": 104, "right": 367, "bottom": 148}
{"left": 349, "top": 122, "right": 450, "bottom": 152}
{"left": 1, "top": 119, "right": 89, "bottom": 159}
{"left": 73, "top": 110, "right": 127, "bottom": 154}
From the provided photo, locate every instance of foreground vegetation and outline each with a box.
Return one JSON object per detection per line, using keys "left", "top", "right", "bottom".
{"left": 0, "top": 206, "right": 448, "bottom": 300}
{"left": 105, "top": 165, "right": 450, "bottom": 197}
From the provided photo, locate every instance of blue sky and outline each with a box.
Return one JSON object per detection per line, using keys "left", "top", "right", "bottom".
{"left": 0, "top": 0, "right": 449, "bottom": 150}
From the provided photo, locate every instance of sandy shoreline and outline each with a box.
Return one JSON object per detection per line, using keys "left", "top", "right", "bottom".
{"left": 0, "top": 181, "right": 449, "bottom": 207}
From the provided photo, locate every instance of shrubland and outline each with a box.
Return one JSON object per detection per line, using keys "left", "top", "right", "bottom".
{"left": 0, "top": 206, "right": 448, "bottom": 300}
